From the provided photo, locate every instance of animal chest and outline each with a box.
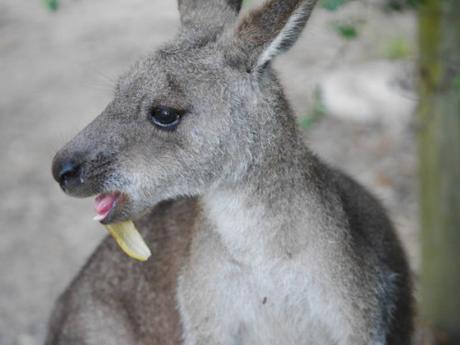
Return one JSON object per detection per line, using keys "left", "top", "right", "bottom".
{"left": 177, "top": 228, "right": 336, "bottom": 345}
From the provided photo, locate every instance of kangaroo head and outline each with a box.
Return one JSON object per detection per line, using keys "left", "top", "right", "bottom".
{"left": 52, "top": 0, "right": 317, "bottom": 224}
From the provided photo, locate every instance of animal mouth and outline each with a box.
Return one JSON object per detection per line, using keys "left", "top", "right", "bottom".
{"left": 93, "top": 191, "right": 126, "bottom": 223}
{"left": 92, "top": 191, "right": 152, "bottom": 261}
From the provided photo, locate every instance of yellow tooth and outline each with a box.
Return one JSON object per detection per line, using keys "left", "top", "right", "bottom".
{"left": 104, "top": 221, "right": 151, "bottom": 262}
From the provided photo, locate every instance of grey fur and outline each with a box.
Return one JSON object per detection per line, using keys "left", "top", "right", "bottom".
{"left": 48, "top": 0, "right": 413, "bottom": 344}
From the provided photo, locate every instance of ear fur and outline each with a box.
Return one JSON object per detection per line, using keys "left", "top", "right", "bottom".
{"left": 178, "top": 0, "right": 243, "bottom": 35}
{"left": 235, "top": 0, "right": 317, "bottom": 70}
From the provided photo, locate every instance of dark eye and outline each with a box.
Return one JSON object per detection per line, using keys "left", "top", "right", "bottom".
{"left": 148, "top": 106, "right": 184, "bottom": 130}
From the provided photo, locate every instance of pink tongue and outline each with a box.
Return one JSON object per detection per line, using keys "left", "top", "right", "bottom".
{"left": 95, "top": 193, "right": 117, "bottom": 216}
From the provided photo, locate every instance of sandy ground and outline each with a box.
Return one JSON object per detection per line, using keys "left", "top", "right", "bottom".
{"left": 0, "top": 1, "right": 418, "bottom": 344}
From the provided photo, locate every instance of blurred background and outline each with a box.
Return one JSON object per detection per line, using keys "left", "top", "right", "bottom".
{"left": 0, "top": 0, "right": 458, "bottom": 344}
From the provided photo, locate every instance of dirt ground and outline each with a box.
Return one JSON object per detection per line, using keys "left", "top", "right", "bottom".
{"left": 0, "top": 1, "right": 418, "bottom": 344}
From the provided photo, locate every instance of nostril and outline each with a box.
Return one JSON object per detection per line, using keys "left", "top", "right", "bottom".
{"left": 58, "top": 161, "right": 81, "bottom": 187}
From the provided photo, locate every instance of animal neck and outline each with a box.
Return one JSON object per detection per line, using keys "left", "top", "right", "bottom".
{"left": 201, "top": 110, "right": 318, "bottom": 264}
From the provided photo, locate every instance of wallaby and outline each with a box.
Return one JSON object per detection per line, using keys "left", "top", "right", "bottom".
{"left": 48, "top": 0, "right": 413, "bottom": 344}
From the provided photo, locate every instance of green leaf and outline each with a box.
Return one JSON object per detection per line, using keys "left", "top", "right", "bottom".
{"left": 335, "top": 24, "right": 358, "bottom": 40}
{"left": 299, "top": 116, "right": 315, "bottom": 129}
{"left": 320, "top": 0, "right": 347, "bottom": 11}
{"left": 299, "top": 88, "right": 326, "bottom": 129}
{"left": 453, "top": 76, "right": 460, "bottom": 90}
{"left": 43, "top": 0, "right": 59, "bottom": 11}
{"left": 385, "top": 37, "right": 411, "bottom": 59}
{"left": 384, "top": 0, "right": 420, "bottom": 11}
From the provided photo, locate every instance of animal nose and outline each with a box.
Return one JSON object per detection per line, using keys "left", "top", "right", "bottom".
{"left": 52, "top": 159, "right": 82, "bottom": 190}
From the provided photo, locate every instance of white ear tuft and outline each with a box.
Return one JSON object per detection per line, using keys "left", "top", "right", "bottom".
{"left": 257, "top": 5, "right": 309, "bottom": 68}
{"left": 257, "top": 6, "right": 310, "bottom": 67}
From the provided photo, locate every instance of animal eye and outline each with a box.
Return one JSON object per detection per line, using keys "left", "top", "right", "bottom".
{"left": 148, "top": 106, "right": 184, "bottom": 130}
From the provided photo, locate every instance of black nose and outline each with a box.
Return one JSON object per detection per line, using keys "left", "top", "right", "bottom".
{"left": 52, "top": 159, "right": 82, "bottom": 189}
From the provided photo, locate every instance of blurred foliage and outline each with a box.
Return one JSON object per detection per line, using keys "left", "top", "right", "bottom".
{"left": 320, "top": 0, "right": 350, "bottom": 11}
{"left": 242, "top": 0, "right": 252, "bottom": 8}
{"left": 41, "top": 0, "right": 419, "bottom": 14}
{"left": 335, "top": 23, "right": 358, "bottom": 40}
{"left": 384, "top": 36, "right": 412, "bottom": 59}
{"left": 43, "top": 0, "right": 58, "bottom": 11}
{"left": 299, "top": 88, "right": 326, "bottom": 129}
{"left": 454, "top": 76, "right": 460, "bottom": 90}
{"left": 384, "top": 0, "right": 420, "bottom": 11}
{"left": 321, "top": 0, "right": 420, "bottom": 12}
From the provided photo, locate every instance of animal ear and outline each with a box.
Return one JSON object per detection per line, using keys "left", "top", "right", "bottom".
{"left": 233, "top": 0, "right": 317, "bottom": 71}
{"left": 178, "top": 0, "right": 243, "bottom": 34}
